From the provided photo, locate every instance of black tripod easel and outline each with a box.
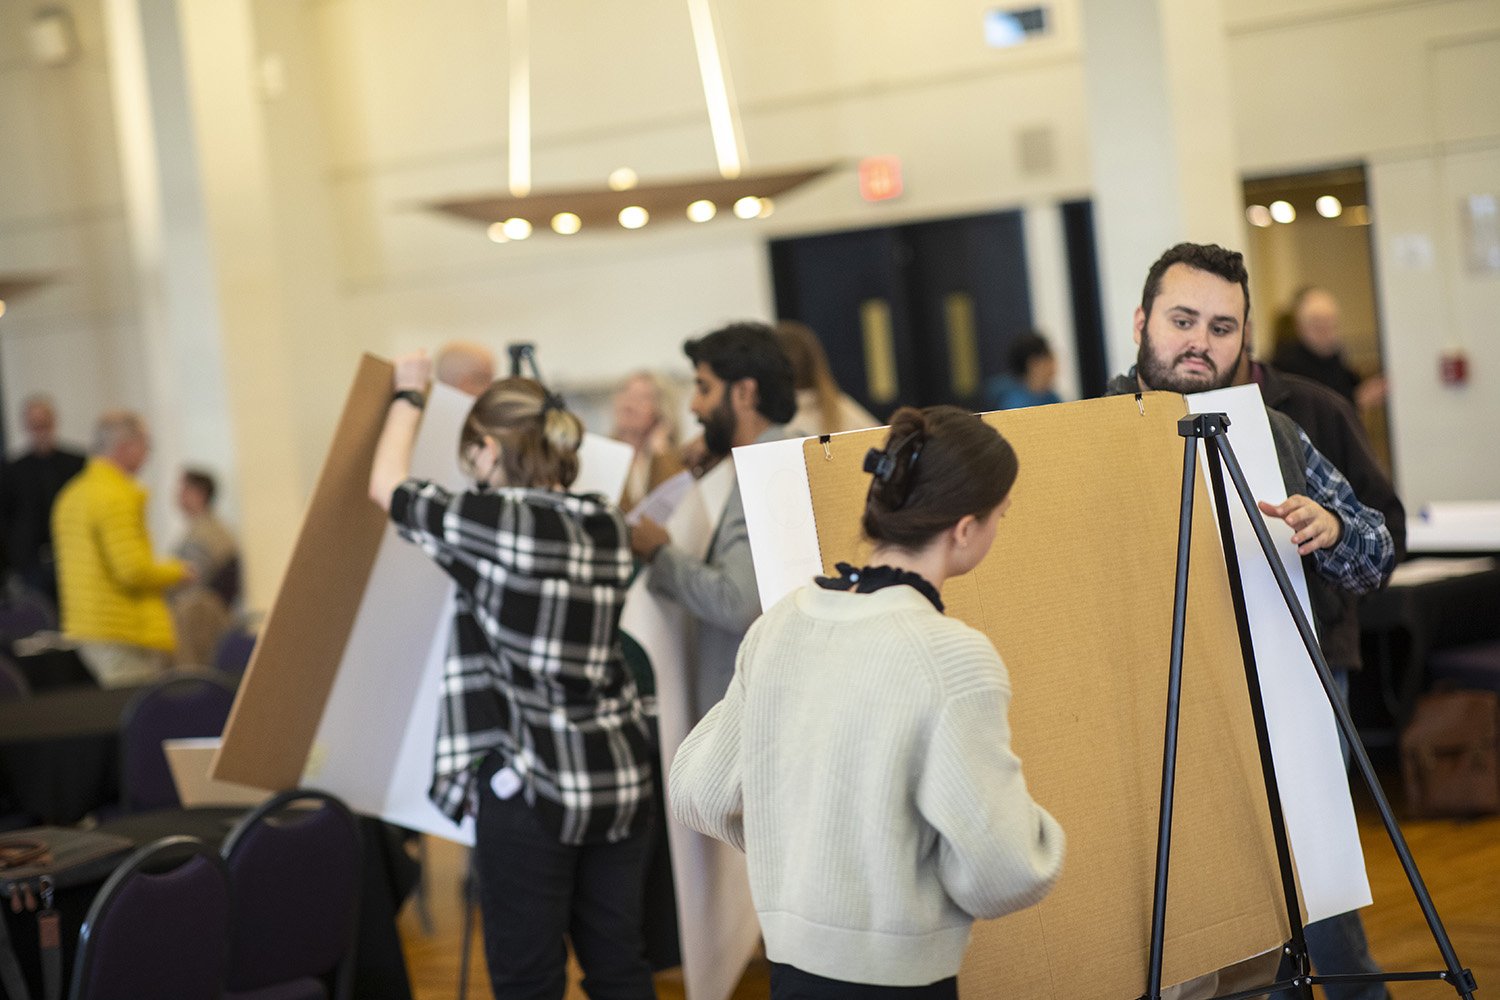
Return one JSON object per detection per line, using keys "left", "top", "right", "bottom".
{"left": 1143, "top": 413, "right": 1477, "bottom": 1000}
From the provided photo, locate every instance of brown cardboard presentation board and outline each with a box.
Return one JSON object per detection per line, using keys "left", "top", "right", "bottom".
{"left": 212, "top": 354, "right": 393, "bottom": 789}
{"left": 802, "top": 394, "right": 1288, "bottom": 998}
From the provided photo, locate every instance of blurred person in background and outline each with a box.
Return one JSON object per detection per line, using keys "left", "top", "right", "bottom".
{"left": 170, "top": 467, "right": 240, "bottom": 667}
{"left": 434, "top": 340, "right": 497, "bottom": 397}
{"left": 983, "top": 332, "right": 1062, "bottom": 411}
{"left": 1272, "top": 287, "right": 1387, "bottom": 412}
{"left": 775, "top": 320, "right": 877, "bottom": 435}
{"left": 1, "top": 394, "right": 86, "bottom": 604}
{"left": 53, "top": 411, "right": 190, "bottom": 686}
{"left": 610, "top": 371, "right": 683, "bottom": 511}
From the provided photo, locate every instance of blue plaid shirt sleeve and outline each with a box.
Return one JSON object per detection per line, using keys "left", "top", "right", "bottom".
{"left": 1299, "top": 430, "right": 1395, "bottom": 595}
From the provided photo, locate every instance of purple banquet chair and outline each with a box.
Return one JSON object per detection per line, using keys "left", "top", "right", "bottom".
{"left": 118, "top": 672, "right": 237, "bottom": 813}
{"left": 0, "top": 595, "right": 54, "bottom": 647}
{"left": 211, "top": 628, "right": 256, "bottom": 677}
{"left": 68, "top": 835, "right": 232, "bottom": 1000}
{"left": 221, "top": 789, "right": 361, "bottom": 1000}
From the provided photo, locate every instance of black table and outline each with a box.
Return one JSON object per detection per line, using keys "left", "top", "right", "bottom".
{"left": 1355, "top": 559, "right": 1500, "bottom": 745}
{"left": 11, "top": 648, "right": 95, "bottom": 694}
{"left": 0, "top": 685, "right": 142, "bottom": 824}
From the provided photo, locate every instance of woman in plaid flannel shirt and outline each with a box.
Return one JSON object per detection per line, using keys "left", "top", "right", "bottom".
{"left": 371, "top": 352, "right": 656, "bottom": 1000}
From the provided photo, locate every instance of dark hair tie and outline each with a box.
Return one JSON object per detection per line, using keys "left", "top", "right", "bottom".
{"left": 863, "top": 431, "right": 923, "bottom": 508}
{"left": 863, "top": 447, "right": 896, "bottom": 481}
{"left": 541, "top": 391, "right": 567, "bottom": 415}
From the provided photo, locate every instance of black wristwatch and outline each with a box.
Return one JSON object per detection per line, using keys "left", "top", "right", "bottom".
{"left": 391, "top": 389, "right": 426, "bottom": 410}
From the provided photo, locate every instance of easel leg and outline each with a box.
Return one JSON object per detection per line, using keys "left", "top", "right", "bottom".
{"left": 1144, "top": 432, "right": 1200, "bottom": 1000}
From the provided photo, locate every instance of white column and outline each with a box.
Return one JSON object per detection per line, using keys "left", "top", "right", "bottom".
{"left": 1023, "top": 202, "right": 1082, "bottom": 402}
{"left": 102, "top": 0, "right": 325, "bottom": 611}
{"left": 172, "top": 0, "right": 339, "bottom": 611}
{"left": 100, "top": 0, "right": 236, "bottom": 547}
{"left": 1080, "top": 0, "right": 1247, "bottom": 376}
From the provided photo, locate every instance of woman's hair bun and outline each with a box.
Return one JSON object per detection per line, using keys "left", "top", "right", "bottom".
{"left": 861, "top": 405, "right": 1017, "bottom": 549}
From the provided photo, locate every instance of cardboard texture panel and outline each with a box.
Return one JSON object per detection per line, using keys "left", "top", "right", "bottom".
{"left": 213, "top": 354, "right": 393, "bottom": 789}
{"left": 802, "top": 394, "right": 1288, "bottom": 998}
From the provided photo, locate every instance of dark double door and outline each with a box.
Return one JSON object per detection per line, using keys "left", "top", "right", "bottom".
{"left": 770, "top": 201, "right": 1110, "bottom": 418}
{"left": 770, "top": 210, "right": 1034, "bottom": 420}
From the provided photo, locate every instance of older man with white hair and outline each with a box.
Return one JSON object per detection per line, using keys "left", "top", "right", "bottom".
{"left": 52, "top": 410, "right": 190, "bottom": 686}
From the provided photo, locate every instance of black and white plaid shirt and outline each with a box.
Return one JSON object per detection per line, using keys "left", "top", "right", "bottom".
{"left": 391, "top": 480, "right": 653, "bottom": 845}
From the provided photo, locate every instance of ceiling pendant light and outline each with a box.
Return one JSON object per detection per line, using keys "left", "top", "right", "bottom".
{"left": 507, "top": 0, "right": 530, "bottom": 198}
{"left": 427, "top": 0, "right": 834, "bottom": 236}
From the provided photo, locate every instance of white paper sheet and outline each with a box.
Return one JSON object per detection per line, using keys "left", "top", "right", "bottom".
{"left": 575, "top": 434, "right": 636, "bottom": 501}
{"left": 619, "top": 460, "right": 759, "bottom": 1000}
{"left": 734, "top": 435, "right": 825, "bottom": 613}
{"left": 626, "top": 469, "right": 696, "bottom": 527}
{"left": 1187, "top": 384, "right": 1372, "bottom": 920}
{"left": 303, "top": 382, "right": 634, "bottom": 845}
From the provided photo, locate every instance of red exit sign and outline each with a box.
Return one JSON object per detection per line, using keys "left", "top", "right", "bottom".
{"left": 859, "top": 156, "right": 904, "bottom": 202}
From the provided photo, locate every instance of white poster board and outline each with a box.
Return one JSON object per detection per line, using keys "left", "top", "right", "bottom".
{"left": 1187, "top": 385, "right": 1372, "bottom": 919}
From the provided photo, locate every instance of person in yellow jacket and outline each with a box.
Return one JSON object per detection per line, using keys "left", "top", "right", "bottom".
{"left": 52, "top": 411, "right": 192, "bottom": 687}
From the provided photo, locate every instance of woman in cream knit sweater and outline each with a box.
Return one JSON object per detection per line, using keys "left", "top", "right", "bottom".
{"left": 670, "top": 405, "right": 1064, "bottom": 998}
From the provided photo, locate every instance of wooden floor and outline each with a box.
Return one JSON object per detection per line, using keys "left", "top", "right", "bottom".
{"left": 399, "top": 776, "right": 1498, "bottom": 999}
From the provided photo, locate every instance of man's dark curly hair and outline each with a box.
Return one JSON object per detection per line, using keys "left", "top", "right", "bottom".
{"left": 1140, "top": 243, "right": 1250, "bottom": 324}
{"left": 684, "top": 321, "right": 797, "bottom": 424}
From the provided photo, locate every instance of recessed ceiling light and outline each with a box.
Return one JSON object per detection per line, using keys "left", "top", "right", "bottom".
{"left": 686, "top": 199, "right": 717, "bottom": 223}
{"left": 1269, "top": 200, "right": 1296, "bottom": 224}
{"left": 1315, "top": 195, "right": 1343, "bottom": 219}
{"left": 1245, "top": 205, "right": 1273, "bottom": 228}
{"left": 608, "top": 168, "right": 639, "bottom": 192}
{"left": 502, "top": 217, "right": 533, "bottom": 240}
{"left": 551, "top": 212, "right": 581, "bottom": 235}
{"left": 487, "top": 222, "right": 510, "bottom": 243}
{"left": 733, "top": 196, "right": 762, "bottom": 219}
{"left": 619, "top": 206, "right": 649, "bottom": 229}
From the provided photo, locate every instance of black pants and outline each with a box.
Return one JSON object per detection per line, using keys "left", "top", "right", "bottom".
{"left": 474, "top": 759, "right": 655, "bottom": 1000}
{"left": 770, "top": 962, "right": 959, "bottom": 1000}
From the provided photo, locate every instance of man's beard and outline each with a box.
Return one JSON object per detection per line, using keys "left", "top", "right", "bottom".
{"left": 1136, "top": 329, "right": 1238, "bottom": 394}
{"left": 701, "top": 395, "right": 737, "bottom": 458}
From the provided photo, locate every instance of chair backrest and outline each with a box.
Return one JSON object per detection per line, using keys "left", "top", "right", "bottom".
{"left": 119, "top": 672, "right": 237, "bottom": 813}
{"left": 0, "top": 595, "right": 54, "bottom": 646}
{"left": 212, "top": 629, "right": 256, "bottom": 677}
{"left": 0, "top": 653, "right": 29, "bottom": 700}
{"left": 69, "top": 835, "right": 231, "bottom": 1000}
{"left": 221, "top": 789, "right": 361, "bottom": 998}
{"left": 207, "top": 554, "right": 242, "bottom": 609}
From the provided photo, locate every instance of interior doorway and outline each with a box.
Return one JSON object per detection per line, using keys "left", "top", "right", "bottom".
{"left": 768, "top": 211, "right": 1034, "bottom": 421}
{"left": 1241, "top": 164, "right": 1392, "bottom": 471}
